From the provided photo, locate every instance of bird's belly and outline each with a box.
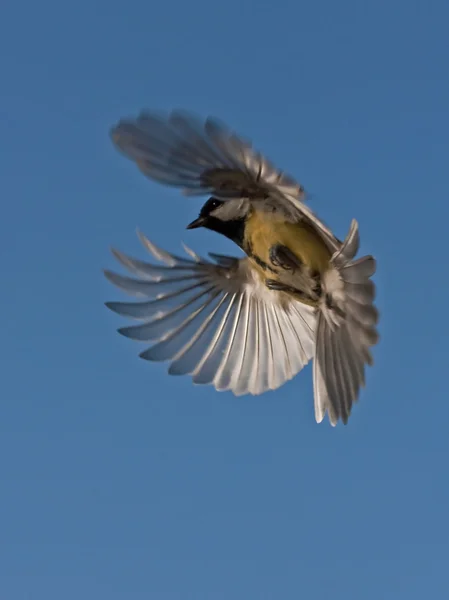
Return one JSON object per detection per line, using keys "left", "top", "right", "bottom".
{"left": 244, "top": 212, "right": 331, "bottom": 274}
{"left": 243, "top": 211, "right": 332, "bottom": 305}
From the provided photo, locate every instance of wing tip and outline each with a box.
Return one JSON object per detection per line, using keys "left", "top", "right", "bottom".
{"left": 103, "top": 269, "right": 116, "bottom": 283}
{"left": 105, "top": 300, "right": 118, "bottom": 313}
{"left": 117, "top": 326, "right": 135, "bottom": 339}
{"left": 138, "top": 348, "right": 157, "bottom": 362}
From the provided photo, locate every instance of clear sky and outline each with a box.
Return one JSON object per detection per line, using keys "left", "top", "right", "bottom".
{"left": 2, "top": 0, "right": 448, "bottom": 598}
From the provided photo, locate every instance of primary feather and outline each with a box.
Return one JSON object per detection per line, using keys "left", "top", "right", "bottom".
{"left": 111, "top": 110, "right": 340, "bottom": 252}
{"left": 106, "top": 232, "right": 316, "bottom": 397}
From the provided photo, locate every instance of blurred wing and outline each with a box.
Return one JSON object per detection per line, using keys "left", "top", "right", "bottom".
{"left": 105, "top": 231, "right": 316, "bottom": 396}
{"left": 111, "top": 110, "right": 340, "bottom": 251}
{"left": 313, "top": 220, "right": 379, "bottom": 425}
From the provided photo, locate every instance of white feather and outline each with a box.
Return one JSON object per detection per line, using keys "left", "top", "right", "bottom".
{"left": 106, "top": 232, "right": 316, "bottom": 396}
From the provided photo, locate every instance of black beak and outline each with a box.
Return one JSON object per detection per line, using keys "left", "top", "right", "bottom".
{"left": 186, "top": 217, "right": 205, "bottom": 230}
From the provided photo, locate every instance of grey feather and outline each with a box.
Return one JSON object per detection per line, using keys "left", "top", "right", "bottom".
{"left": 314, "top": 221, "right": 379, "bottom": 425}
{"left": 110, "top": 109, "right": 341, "bottom": 252}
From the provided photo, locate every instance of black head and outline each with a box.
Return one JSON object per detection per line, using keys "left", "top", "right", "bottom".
{"left": 186, "top": 198, "right": 224, "bottom": 230}
{"left": 186, "top": 197, "right": 246, "bottom": 246}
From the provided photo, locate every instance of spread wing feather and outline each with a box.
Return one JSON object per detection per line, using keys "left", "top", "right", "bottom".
{"left": 111, "top": 111, "right": 301, "bottom": 200}
{"left": 105, "top": 231, "right": 316, "bottom": 396}
{"left": 111, "top": 110, "right": 340, "bottom": 251}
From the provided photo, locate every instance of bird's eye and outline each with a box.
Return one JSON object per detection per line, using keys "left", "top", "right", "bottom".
{"left": 200, "top": 198, "right": 223, "bottom": 218}
{"left": 209, "top": 199, "right": 221, "bottom": 210}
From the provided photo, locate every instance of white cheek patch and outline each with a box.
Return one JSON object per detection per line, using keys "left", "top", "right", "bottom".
{"left": 212, "top": 199, "right": 249, "bottom": 221}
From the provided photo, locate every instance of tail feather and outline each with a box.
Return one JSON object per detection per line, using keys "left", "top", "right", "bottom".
{"left": 313, "top": 220, "right": 379, "bottom": 425}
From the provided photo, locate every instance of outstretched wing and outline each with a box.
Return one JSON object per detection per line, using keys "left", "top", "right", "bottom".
{"left": 313, "top": 220, "right": 379, "bottom": 426}
{"left": 111, "top": 110, "right": 340, "bottom": 252}
{"left": 105, "top": 231, "right": 316, "bottom": 396}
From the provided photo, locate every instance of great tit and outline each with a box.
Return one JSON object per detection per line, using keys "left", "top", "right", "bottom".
{"left": 105, "top": 110, "right": 379, "bottom": 425}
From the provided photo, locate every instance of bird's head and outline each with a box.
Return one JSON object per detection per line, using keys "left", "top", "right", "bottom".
{"left": 187, "top": 197, "right": 248, "bottom": 246}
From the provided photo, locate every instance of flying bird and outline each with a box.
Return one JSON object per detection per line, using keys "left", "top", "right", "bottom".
{"left": 105, "top": 110, "right": 379, "bottom": 425}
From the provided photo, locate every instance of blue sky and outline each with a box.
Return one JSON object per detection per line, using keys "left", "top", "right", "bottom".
{"left": 2, "top": 0, "right": 449, "bottom": 598}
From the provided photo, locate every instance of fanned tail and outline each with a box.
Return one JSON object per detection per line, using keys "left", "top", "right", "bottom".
{"left": 313, "top": 220, "right": 379, "bottom": 425}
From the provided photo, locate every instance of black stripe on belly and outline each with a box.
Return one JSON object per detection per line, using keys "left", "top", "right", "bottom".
{"left": 251, "top": 252, "right": 278, "bottom": 273}
{"left": 245, "top": 241, "right": 278, "bottom": 274}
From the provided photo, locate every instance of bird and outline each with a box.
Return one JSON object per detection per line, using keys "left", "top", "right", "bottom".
{"left": 104, "top": 110, "right": 379, "bottom": 425}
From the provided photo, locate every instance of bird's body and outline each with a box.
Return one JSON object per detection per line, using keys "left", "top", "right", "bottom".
{"left": 243, "top": 207, "right": 332, "bottom": 306}
{"left": 105, "top": 110, "right": 379, "bottom": 425}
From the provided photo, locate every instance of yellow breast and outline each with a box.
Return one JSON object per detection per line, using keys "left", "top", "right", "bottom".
{"left": 244, "top": 209, "right": 331, "bottom": 274}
